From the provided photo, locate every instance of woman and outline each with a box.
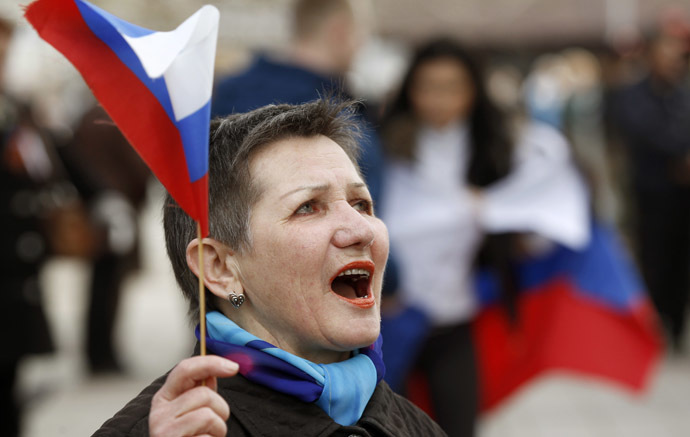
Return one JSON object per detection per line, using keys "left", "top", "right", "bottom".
{"left": 379, "top": 38, "right": 588, "bottom": 436}
{"left": 93, "top": 99, "right": 446, "bottom": 436}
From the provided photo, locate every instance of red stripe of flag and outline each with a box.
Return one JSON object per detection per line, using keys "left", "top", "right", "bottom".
{"left": 473, "top": 278, "right": 663, "bottom": 411}
{"left": 25, "top": 0, "right": 207, "bottom": 235}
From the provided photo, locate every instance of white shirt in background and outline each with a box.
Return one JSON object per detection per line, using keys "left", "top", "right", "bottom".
{"left": 380, "top": 121, "right": 589, "bottom": 327}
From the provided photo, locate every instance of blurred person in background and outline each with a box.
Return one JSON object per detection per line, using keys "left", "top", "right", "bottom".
{"left": 613, "top": 27, "right": 690, "bottom": 353}
{"left": 0, "top": 15, "right": 94, "bottom": 436}
{"left": 522, "top": 53, "right": 571, "bottom": 130}
{"left": 522, "top": 48, "right": 623, "bottom": 227}
{"left": 213, "top": 0, "right": 363, "bottom": 111}
{"left": 378, "top": 38, "right": 589, "bottom": 437}
{"left": 211, "top": 0, "right": 385, "bottom": 204}
{"left": 378, "top": 38, "right": 511, "bottom": 437}
{"left": 58, "top": 105, "right": 150, "bottom": 374}
{"left": 560, "top": 48, "right": 622, "bottom": 225}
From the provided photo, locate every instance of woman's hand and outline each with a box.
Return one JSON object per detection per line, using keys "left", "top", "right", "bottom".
{"left": 149, "top": 355, "right": 240, "bottom": 437}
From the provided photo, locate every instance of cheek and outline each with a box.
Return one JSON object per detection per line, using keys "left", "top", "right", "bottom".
{"left": 372, "top": 220, "right": 390, "bottom": 276}
{"left": 410, "top": 90, "right": 435, "bottom": 116}
{"left": 456, "top": 90, "right": 475, "bottom": 118}
{"left": 242, "top": 230, "right": 303, "bottom": 293}
{"left": 263, "top": 228, "right": 329, "bottom": 290}
{"left": 439, "top": 87, "right": 471, "bottom": 117}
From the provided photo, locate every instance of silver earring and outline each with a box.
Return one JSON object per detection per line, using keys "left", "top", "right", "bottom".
{"left": 228, "top": 291, "right": 245, "bottom": 309}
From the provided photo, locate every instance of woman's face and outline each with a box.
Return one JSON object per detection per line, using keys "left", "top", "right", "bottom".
{"left": 409, "top": 57, "right": 476, "bottom": 129}
{"left": 233, "top": 135, "right": 389, "bottom": 363}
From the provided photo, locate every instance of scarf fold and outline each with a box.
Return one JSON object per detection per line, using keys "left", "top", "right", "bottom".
{"left": 198, "top": 311, "right": 385, "bottom": 426}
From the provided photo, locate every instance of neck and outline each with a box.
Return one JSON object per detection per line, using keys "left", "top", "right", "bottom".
{"left": 424, "top": 118, "right": 465, "bottom": 131}
{"left": 221, "top": 307, "right": 350, "bottom": 364}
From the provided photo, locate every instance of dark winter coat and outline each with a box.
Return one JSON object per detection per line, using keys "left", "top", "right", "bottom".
{"left": 92, "top": 369, "right": 446, "bottom": 436}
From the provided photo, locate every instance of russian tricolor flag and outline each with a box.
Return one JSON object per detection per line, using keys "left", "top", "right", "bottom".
{"left": 25, "top": 0, "right": 218, "bottom": 235}
{"left": 473, "top": 223, "right": 664, "bottom": 411}
{"left": 398, "top": 224, "right": 664, "bottom": 417}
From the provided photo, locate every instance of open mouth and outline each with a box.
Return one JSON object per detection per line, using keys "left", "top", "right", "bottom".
{"left": 330, "top": 261, "right": 375, "bottom": 308}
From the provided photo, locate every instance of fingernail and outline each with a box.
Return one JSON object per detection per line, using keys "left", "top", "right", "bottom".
{"left": 225, "top": 360, "right": 239, "bottom": 372}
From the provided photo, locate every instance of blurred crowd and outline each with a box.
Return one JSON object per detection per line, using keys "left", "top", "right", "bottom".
{"left": 2, "top": 1, "right": 690, "bottom": 436}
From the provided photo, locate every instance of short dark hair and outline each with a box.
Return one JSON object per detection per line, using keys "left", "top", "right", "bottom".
{"left": 163, "top": 98, "right": 362, "bottom": 320}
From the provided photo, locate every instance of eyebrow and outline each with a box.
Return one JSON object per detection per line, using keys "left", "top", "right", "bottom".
{"left": 280, "top": 182, "right": 367, "bottom": 199}
{"left": 349, "top": 182, "right": 367, "bottom": 191}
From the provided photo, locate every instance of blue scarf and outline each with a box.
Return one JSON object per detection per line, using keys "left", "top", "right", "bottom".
{"left": 198, "top": 311, "right": 385, "bottom": 426}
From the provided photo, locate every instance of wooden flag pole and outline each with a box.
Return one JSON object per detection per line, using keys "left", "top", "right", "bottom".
{"left": 197, "top": 222, "right": 206, "bottom": 357}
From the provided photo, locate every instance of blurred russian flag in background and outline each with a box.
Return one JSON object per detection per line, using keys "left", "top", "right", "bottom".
{"left": 474, "top": 222, "right": 664, "bottom": 411}
{"left": 25, "top": 0, "right": 218, "bottom": 235}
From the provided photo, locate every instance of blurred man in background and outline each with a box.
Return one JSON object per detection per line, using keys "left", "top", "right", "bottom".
{"left": 211, "top": 0, "right": 384, "bottom": 203}
{"left": 212, "top": 0, "right": 363, "bottom": 112}
{"left": 59, "top": 105, "right": 150, "bottom": 374}
{"left": 613, "top": 27, "right": 690, "bottom": 352}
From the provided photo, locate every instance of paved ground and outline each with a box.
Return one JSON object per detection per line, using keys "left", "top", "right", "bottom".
{"left": 17, "top": 190, "right": 690, "bottom": 436}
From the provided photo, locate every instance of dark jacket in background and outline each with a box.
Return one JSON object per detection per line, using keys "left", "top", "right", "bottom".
{"left": 211, "top": 55, "right": 384, "bottom": 205}
{"left": 614, "top": 76, "right": 690, "bottom": 195}
{"left": 0, "top": 96, "right": 54, "bottom": 365}
{"left": 613, "top": 75, "right": 690, "bottom": 347}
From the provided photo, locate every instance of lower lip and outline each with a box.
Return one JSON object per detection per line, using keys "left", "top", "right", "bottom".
{"left": 334, "top": 292, "right": 376, "bottom": 309}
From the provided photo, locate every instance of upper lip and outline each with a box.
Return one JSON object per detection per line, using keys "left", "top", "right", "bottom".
{"left": 330, "top": 260, "right": 375, "bottom": 283}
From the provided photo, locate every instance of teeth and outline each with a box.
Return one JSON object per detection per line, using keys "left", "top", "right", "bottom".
{"left": 338, "top": 268, "right": 370, "bottom": 278}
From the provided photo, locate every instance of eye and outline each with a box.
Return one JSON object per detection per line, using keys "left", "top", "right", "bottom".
{"left": 352, "top": 199, "right": 373, "bottom": 215}
{"left": 295, "top": 201, "right": 319, "bottom": 215}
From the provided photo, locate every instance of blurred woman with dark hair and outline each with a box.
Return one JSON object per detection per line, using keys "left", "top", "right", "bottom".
{"left": 379, "top": 38, "right": 589, "bottom": 436}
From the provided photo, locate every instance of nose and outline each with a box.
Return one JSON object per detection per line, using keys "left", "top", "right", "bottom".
{"left": 331, "top": 201, "right": 376, "bottom": 250}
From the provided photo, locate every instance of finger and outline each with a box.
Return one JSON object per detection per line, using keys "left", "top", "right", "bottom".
{"left": 158, "top": 356, "right": 239, "bottom": 401}
{"left": 203, "top": 375, "right": 217, "bottom": 392}
{"left": 171, "top": 385, "right": 230, "bottom": 421}
{"left": 174, "top": 407, "right": 227, "bottom": 437}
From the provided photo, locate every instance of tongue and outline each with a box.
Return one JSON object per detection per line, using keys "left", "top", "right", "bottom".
{"left": 355, "top": 279, "right": 368, "bottom": 298}
{"left": 332, "top": 278, "right": 358, "bottom": 299}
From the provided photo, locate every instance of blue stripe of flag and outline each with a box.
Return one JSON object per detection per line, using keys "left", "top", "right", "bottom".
{"left": 476, "top": 223, "right": 644, "bottom": 312}
{"left": 176, "top": 102, "right": 210, "bottom": 182}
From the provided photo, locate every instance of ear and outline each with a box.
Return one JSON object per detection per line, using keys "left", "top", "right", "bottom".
{"left": 186, "top": 238, "right": 243, "bottom": 300}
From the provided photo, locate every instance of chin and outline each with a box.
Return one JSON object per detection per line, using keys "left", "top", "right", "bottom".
{"left": 333, "top": 316, "right": 381, "bottom": 351}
